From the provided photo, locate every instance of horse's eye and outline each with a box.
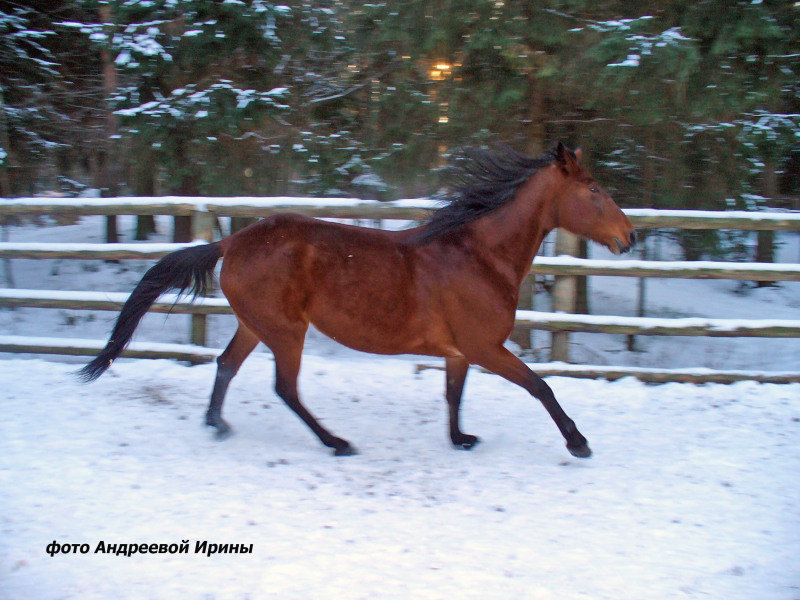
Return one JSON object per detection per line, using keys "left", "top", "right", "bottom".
{"left": 589, "top": 186, "right": 599, "bottom": 194}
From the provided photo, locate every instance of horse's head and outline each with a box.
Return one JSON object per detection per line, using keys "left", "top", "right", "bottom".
{"left": 550, "top": 142, "right": 636, "bottom": 255}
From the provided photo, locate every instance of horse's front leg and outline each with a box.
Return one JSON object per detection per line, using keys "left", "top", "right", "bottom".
{"left": 467, "top": 345, "right": 591, "bottom": 458}
{"left": 445, "top": 356, "right": 480, "bottom": 449}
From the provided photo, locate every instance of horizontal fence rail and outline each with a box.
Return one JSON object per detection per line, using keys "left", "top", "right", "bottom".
{"left": 2, "top": 245, "right": 799, "bottom": 283}
{"left": 3, "top": 197, "right": 800, "bottom": 229}
{"left": 1, "top": 331, "right": 797, "bottom": 384}
{"left": 0, "top": 289, "right": 232, "bottom": 314}
{"left": 0, "top": 197, "right": 438, "bottom": 219}
{"left": 1, "top": 196, "right": 799, "bottom": 384}
{"left": 2, "top": 289, "right": 798, "bottom": 338}
{"left": 0, "top": 335, "right": 218, "bottom": 363}
{"left": 413, "top": 362, "right": 800, "bottom": 385}
{"left": 0, "top": 242, "right": 200, "bottom": 260}
{"left": 514, "top": 310, "right": 800, "bottom": 338}
{"left": 624, "top": 209, "right": 800, "bottom": 231}
{"left": 530, "top": 256, "right": 800, "bottom": 281}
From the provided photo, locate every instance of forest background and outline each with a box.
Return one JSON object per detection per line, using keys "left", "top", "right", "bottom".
{"left": 1, "top": 0, "right": 798, "bottom": 259}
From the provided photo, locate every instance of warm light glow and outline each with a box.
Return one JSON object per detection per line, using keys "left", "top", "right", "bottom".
{"left": 438, "top": 116, "right": 449, "bottom": 124}
{"left": 430, "top": 62, "right": 452, "bottom": 81}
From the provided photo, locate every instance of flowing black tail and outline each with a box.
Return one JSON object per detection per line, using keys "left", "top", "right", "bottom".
{"left": 78, "top": 242, "right": 223, "bottom": 382}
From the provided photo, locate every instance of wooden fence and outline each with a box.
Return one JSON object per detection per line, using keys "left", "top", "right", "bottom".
{"left": 1, "top": 196, "right": 799, "bottom": 384}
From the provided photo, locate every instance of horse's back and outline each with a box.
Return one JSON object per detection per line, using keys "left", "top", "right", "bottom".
{"left": 219, "top": 214, "right": 454, "bottom": 356}
{"left": 220, "top": 213, "right": 411, "bottom": 285}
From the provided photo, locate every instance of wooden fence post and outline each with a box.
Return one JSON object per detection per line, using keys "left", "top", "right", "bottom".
{"left": 191, "top": 208, "right": 215, "bottom": 242}
{"left": 189, "top": 208, "right": 215, "bottom": 348}
{"left": 551, "top": 230, "right": 580, "bottom": 362}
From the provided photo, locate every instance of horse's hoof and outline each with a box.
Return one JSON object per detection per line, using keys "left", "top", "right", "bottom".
{"left": 333, "top": 443, "right": 358, "bottom": 457}
{"left": 452, "top": 434, "right": 481, "bottom": 450}
{"left": 214, "top": 426, "right": 233, "bottom": 441}
{"left": 206, "top": 417, "right": 232, "bottom": 439}
{"left": 567, "top": 442, "right": 592, "bottom": 458}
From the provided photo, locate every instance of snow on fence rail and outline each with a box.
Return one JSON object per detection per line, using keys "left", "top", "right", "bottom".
{"left": 413, "top": 362, "right": 800, "bottom": 385}
{"left": 514, "top": 310, "right": 800, "bottom": 338}
{"left": 3, "top": 196, "right": 800, "bottom": 229}
{"left": 2, "top": 243, "right": 798, "bottom": 281}
{"left": 0, "top": 197, "right": 438, "bottom": 220}
{"left": 0, "top": 242, "right": 201, "bottom": 260}
{"left": 1, "top": 197, "right": 800, "bottom": 383}
{"left": 529, "top": 256, "right": 800, "bottom": 282}
{"left": 0, "top": 335, "right": 218, "bottom": 363}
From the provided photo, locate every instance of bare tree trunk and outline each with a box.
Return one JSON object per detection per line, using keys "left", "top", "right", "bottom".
{"left": 755, "top": 160, "right": 778, "bottom": 287}
{"left": 526, "top": 75, "right": 545, "bottom": 156}
{"left": 173, "top": 216, "right": 192, "bottom": 242}
{"left": 134, "top": 215, "right": 156, "bottom": 240}
{"left": 0, "top": 85, "right": 11, "bottom": 198}
{"left": 105, "top": 210, "right": 118, "bottom": 243}
{"left": 0, "top": 85, "right": 16, "bottom": 287}
{"left": 171, "top": 137, "right": 197, "bottom": 242}
{"left": 99, "top": 5, "right": 120, "bottom": 243}
{"left": 133, "top": 154, "right": 156, "bottom": 240}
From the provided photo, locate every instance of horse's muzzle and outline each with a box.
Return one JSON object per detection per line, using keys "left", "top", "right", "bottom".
{"left": 615, "top": 231, "right": 637, "bottom": 254}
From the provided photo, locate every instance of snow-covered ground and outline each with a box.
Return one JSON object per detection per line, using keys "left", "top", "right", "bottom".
{"left": 1, "top": 355, "right": 799, "bottom": 599}
{"left": 1, "top": 213, "right": 799, "bottom": 599}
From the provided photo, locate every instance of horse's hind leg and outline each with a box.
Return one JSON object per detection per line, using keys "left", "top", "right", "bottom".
{"left": 445, "top": 356, "right": 480, "bottom": 450}
{"left": 206, "top": 322, "right": 259, "bottom": 437}
{"left": 269, "top": 332, "right": 356, "bottom": 457}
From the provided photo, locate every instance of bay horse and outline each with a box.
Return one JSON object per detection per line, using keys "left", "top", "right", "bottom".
{"left": 80, "top": 143, "right": 635, "bottom": 458}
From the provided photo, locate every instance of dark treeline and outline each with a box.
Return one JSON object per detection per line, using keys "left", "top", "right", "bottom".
{"left": 1, "top": 1, "right": 798, "bottom": 255}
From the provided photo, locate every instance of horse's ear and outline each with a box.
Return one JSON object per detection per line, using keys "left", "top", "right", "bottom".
{"left": 555, "top": 142, "right": 579, "bottom": 174}
{"left": 555, "top": 141, "right": 568, "bottom": 163}
{"left": 574, "top": 147, "right": 583, "bottom": 162}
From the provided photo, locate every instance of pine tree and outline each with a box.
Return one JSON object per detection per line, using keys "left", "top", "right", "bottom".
{"left": 557, "top": 1, "right": 799, "bottom": 260}
{"left": 0, "top": 3, "right": 99, "bottom": 196}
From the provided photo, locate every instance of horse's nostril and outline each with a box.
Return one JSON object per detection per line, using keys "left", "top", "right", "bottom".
{"left": 629, "top": 231, "right": 637, "bottom": 246}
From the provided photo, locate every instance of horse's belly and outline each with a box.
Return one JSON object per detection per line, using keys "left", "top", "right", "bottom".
{"left": 308, "top": 300, "right": 452, "bottom": 357}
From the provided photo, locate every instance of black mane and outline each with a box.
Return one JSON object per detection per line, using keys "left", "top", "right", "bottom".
{"left": 412, "top": 145, "right": 557, "bottom": 244}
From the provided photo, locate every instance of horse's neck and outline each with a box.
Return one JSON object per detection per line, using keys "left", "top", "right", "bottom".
{"left": 467, "top": 171, "right": 558, "bottom": 286}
